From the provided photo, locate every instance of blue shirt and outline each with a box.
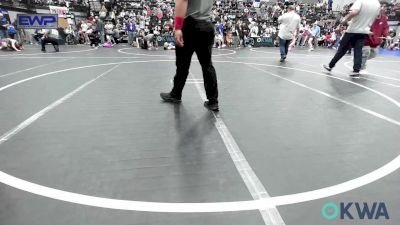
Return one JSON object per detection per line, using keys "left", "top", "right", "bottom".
{"left": 216, "top": 24, "right": 224, "bottom": 34}
{"left": 126, "top": 23, "right": 136, "bottom": 32}
{"left": 312, "top": 26, "right": 321, "bottom": 37}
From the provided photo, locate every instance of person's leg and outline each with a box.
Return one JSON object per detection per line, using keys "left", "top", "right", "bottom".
{"left": 361, "top": 46, "right": 371, "bottom": 70}
{"left": 170, "top": 26, "right": 195, "bottom": 99}
{"left": 279, "top": 37, "right": 286, "bottom": 59}
{"left": 100, "top": 32, "right": 105, "bottom": 44}
{"left": 328, "top": 33, "right": 352, "bottom": 69}
{"left": 369, "top": 47, "right": 378, "bottom": 60}
{"left": 308, "top": 37, "right": 314, "bottom": 49}
{"left": 352, "top": 34, "right": 367, "bottom": 72}
{"left": 285, "top": 39, "right": 291, "bottom": 56}
{"left": 194, "top": 22, "right": 218, "bottom": 104}
{"left": 49, "top": 37, "right": 59, "bottom": 52}
{"left": 128, "top": 32, "right": 133, "bottom": 45}
{"left": 132, "top": 32, "right": 137, "bottom": 45}
{"left": 41, "top": 38, "right": 47, "bottom": 51}
{"left": 0, "top": 30, "right": 5, "bottom": 39}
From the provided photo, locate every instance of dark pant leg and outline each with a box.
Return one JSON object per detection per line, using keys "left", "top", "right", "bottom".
{"left": 329, "top": 33, "right": 352, "bottom": 68}
{"left": 171, "top": 21, "right": 195, "bottom": 99}
{"left": 42, "top": 37, "right": 58, "bottom": 51}
{"left": 279, "top": 37, "right": 287, "bottom": 58}
{"left": 194, "top": 21, "right": 218, "bottom": 103}
{"left": 352, "top": 34, "right": 367, "bottom": 72}
{"left": 285, "top": 39, "right": 291, "bottom": 56}
{"left": 41, "top": 38, "right": 47, "bottom": 51}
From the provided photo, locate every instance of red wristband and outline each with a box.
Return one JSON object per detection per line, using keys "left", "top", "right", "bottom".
{"left": 174, "top": 16, "right": 184, "bottom": 30}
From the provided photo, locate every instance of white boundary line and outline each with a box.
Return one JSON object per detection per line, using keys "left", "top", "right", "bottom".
{"left": 190, "top": 72, "right": 285, "bottom": 225}
{"left": 249, "top": 48, "right": 352, "bottom": 58}
{"left": 0, "top": 48, "right": 97, "bottom": 57}
{"left": 344, "top": 61, "right": 400, "bottom": 83}
{"left": 0, "top": 59, "right": 70, "bottom": 78}
{"left": 0, "top": 60, "right": 399, "bottom": 212}
{"left": 0, "top": 64, "right": 121, "bottom": 143}
{"left": 118, "top": 48, "right": 237, "bottom": 57}
{"left": 298, "top": 61, "right": 400, "bottom": 88}
{"left": 369, "top": 60, "right": 400, "bottom": 63}
{"left": 1, "top": 56, "right": 144, "bottom": 59}
{"left": 248, "top": 64, "right": 400, "bottom": 127}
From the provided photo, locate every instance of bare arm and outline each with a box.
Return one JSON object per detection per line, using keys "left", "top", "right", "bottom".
{"left": 174, "top": 0, "right": 188, "bottom": 47}
{"left": 175, "top": 0, "right": 188, "bottom": 19}
{"left": 342, "top": 9, "right": 360, "bottom": 24}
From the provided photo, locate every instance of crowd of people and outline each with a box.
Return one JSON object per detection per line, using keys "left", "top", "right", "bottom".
{"left": 0, "top": 0, "right": 400, "bottom": 52}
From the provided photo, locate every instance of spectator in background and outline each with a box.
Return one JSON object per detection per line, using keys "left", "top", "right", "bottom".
{"left": 308, "top": 22, "right": 321, "bottom": 51}
{"left": 7, "top": 23, "right": 17, "bottom": 39}
{"left": 95, "top": 16, "right": 105, "bottom": 44}
{"left": 328, "top": 0, "right": 333, "bottom": 14}
{"left": 99, "top": 4, "right": 108, "bottom": 20}
{"left": 126, "top": 18, "right": 137, "bottom": 46}
{"left": 0, "top": 13, "right": 8, "bottom": 39}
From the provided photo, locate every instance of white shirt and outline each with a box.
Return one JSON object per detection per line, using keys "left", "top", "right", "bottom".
{"left": 278, "top": 11, "right": 301, "bottom": 40}
{"left": 81, "top": 23, "right": 88, "bottom": 32}
{"left": 346, "top": 0, "right": 380, "bottom": 34}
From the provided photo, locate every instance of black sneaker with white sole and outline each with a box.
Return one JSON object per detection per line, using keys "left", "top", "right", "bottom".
{"left": 160, "top": 92, "right": 181, "bottom": 103}
{"left": 322, "top": 64, "right": 332, "bottom": 72}
{"left": 349, "top": 71, "right": 361, "bottom": 78}
{"left": 204, "top": 101, "right": 219, "bottom": 111}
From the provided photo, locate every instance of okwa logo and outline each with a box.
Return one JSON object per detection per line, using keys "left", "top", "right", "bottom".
{"left": 322, "top": 202, "right": 390, "bottom": 220}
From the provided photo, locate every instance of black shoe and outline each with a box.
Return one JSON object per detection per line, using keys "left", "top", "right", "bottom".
{"left": 322, "top": 64, "right": 332, "bottom": 72}
{"left": 204, "top": 101, "right": 219, "bottom": 111}
{"left": 160, "top": 92, "right": 181, "bottom": 103}
{"left": 41, "top": 49, "right": 46, "bottom": 53}
{"left": 349, "top": 71, "right": 360, "bottom": 78}
{"left": 280, "top": 58, "right": 285, "bottom": 62}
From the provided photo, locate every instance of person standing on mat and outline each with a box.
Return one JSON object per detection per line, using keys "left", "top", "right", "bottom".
{"left": 160, "top": 0, "right": 219, "bottom": 111}
{"left": 277, "top": 5, "right": 300, "bottom": 62}
{"left": 41, "top": 29, "right": 59, "bottom": 53}
{"left": 323, "top": 0, "right": 380, "bottom": 77}
{"left": 360, "top": 1, "right": 389, "bottom": 74}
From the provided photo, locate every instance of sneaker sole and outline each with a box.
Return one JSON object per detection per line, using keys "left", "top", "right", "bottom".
{"left": 321, "top": 64, "right": 332, "bottom": 72}
{"left": 205, "top": 106, "right": 219, "bottom": 112}
{"left": 349, "top": 74, "right": 361, "bottom": 78}
{"left": 161, "top": 98, "right": 181, "bottom": 103}
{"left": 160, "top": 94, "right": 181, "bottom": 103}
{"left": 204, "top": 104, "right": 219, "bottom": 111}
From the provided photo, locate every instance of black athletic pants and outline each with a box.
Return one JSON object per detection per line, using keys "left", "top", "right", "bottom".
{"left": 171, "top": 17, "right": 218, "bottom": 103}
{"left": 41, "top": 37, "right": 59, "bottom": 51}
{"left": 329, "top": 32, "right": 367, "bottom": 72}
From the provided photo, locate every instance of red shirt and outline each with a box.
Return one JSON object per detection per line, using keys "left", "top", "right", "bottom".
{"left": 365, "top": 16, "right": 389, "bottom": 48}
{"left": 326, "top": 34, "right": 331, "bottom": 41}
